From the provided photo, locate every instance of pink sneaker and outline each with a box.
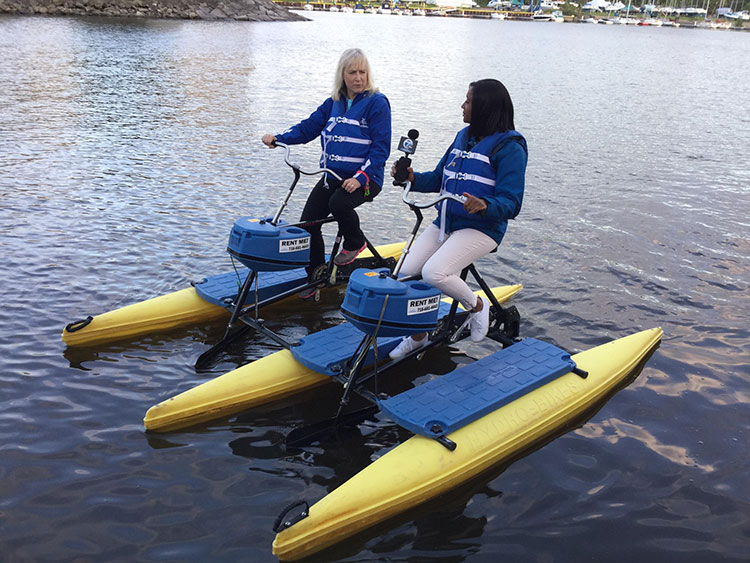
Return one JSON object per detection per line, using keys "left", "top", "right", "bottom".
{"left": 298, "top": 286, "right": 317, "bottom": 300}
{"left": 333, "top": 243, "right": 367, "bottom": 266}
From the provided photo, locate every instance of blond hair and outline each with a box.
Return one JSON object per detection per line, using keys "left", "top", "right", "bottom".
{"left": 331, "top": 48, "right": 378, "bottom": 101}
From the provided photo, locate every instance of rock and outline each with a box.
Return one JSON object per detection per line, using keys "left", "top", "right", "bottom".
{"left": 0, "top": 0, "right": 305, "bottom": 21}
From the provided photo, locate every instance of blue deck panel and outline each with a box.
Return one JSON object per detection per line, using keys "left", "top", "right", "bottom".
{"left": 377, "top": 338, "right": 576, "bottom": 438}
{"left": 194, "top": 268, "right": 308, "bottom": 307}
{"left": 291, "top": 301, "right": 460, "bottom": 376}
{"left": 291, "top": 323, "right": 402, "bottom": 376}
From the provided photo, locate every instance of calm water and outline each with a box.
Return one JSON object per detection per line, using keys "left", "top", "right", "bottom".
{"left": 1, "top": 11, "right": 749, "bottom": 562}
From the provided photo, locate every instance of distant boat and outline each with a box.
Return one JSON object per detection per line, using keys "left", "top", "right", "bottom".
{"left": 490, "top": 11, "right": 506, "bottom": 19}
{"left": 377, "top": 2, "right": 392, "bottom": 14}
{"left": 303, "top": 2, "right": 314, "bottom": 10}
{"left": 329, "top": 4, "right": 339, "bottom": 12}
{"left": 533, "top": 10, "right": 563, "bottom": 22}
{"left": 354, "top": 3, "right": 365, "bottom": 12}
{"left": 340, "top": 5, "right": 353, "bottom": 12}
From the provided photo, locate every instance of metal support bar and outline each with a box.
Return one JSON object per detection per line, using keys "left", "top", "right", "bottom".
{"left": 237, "top": 317, "right": 295, "bottom": 349}
{"left": 335, "top": 334, "right": 376, "bottom": 419}
{"left": 272, "top": 168, "right": 301, "bottom": 225}
{"left": 224, "top": 270, "right": 257, "bottom": 337}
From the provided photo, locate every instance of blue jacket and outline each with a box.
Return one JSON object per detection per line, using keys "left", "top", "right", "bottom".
{"left": 275, "top": 91, "right": 392, "bottom": 189}
{"left": 412, "top": 127, "right": 527, "bottom": 245}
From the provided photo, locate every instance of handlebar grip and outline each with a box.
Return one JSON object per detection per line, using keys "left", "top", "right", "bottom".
{"left": 393, "top": 156, "right": 411, "bottom": 185}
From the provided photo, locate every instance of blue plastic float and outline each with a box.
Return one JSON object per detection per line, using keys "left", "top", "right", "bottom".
{"left": 340, "top": 268, "right": 442, "bottom": 337}
{"left": 227, "top": 217, "right": 311, "bottom": 271}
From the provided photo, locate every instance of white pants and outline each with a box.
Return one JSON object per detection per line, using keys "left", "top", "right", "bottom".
{"left": 399, "top": 223, "right": 497, "bottom": 310}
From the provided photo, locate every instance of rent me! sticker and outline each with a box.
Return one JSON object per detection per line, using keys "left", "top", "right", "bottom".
{"left": 279, "top": 238, "right": 310, "bottom": 253}
{"left": 407, "top": 295, "right": 440, "bottom": 316}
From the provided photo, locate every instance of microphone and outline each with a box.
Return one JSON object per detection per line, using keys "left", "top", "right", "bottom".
{"left": 393, "top": 129, "right": 419, "bottom": 186}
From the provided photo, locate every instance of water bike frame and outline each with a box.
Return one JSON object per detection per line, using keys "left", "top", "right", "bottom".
{"left": 195, "top": 142, "right": 397, "bottom": 369}
{"left": 284, "top": 183, "right": 523, "bottom": 451}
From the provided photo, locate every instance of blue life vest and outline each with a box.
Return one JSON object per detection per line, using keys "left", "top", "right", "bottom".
{"left": 320, "top": 92, "right": 384, "bottom": 182}
{"left": 438, "top": 128, "right": 524, "bottom": 235}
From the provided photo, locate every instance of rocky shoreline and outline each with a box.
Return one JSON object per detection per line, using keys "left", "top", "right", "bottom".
{"left": 0, "top": 0, "right": 306, "bottom": 21}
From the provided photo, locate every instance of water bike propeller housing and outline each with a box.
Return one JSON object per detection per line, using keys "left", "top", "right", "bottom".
{"left": 227, "top": 217, "right": 311, "bottom": 272}
{"left": 341, "top": 268, "right": 442, "bottom": 337}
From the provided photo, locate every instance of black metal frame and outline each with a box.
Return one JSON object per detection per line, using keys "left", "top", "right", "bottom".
{"left": 195, "top": 144, "right": 396, "bottom": 369}
{"left": 284, "top": 186, "right": 523, "bottom": 449}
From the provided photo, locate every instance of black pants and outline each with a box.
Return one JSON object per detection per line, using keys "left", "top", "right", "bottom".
{"left": 300, "top": 176, "right": 381, "bottom": 275}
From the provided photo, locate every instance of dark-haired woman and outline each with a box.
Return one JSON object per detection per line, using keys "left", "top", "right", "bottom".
{"left": 389, "top": 79, "right": 527, "bottom": 358}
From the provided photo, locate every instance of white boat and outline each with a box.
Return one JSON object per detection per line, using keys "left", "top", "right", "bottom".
{"left": 413, "top": 8, "right": 426, "bottom": 15}
{"left": 551, "top": 10, "right": 564, "bottom": 22}
{"left": 340, "top": 5, "right": 353, "bottom": 12}
{"left": 583, "top": 16, "right": 598, "bottom": 22}
{"left": 532, "top": 10, "right": 553, "bottom": 20}
{"left": 490, "top": 11, "right": 506, "bottom": 19}
{"left": 303, "top": 3, "right": 314, "bottom": 10}
{"left": 329, "top": 5, "right": 339, "bottom": 12}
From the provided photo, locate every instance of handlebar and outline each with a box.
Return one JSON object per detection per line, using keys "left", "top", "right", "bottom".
{"left": 401, "top": 181, "right": 467, "bottom": 209}
{"left": 273, "top": 141, "right": 343, "bottom": 182}
{"left": 390, "top": 183, "right": 468, "bottom": 278}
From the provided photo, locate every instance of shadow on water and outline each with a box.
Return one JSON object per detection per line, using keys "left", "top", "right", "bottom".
{"left": 279, "top": 344, "right": 662, "bottom": 563}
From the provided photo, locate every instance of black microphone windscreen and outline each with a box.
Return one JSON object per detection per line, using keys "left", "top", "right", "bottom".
{"left": 408, "top": 129, "right": 419, "bottom": 140}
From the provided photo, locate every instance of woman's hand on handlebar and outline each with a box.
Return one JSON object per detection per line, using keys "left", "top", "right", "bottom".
{"left": 462, "top": 192, "right": 488, "bottom": 214}
{"left": 342, "top": 177, "right": 362, "bottom": 193}
{"left": 390, "top": 161, "right": 414, "bottom": 185}
{"left": 262, "top": 134, "right": 277, "bottom": 148}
